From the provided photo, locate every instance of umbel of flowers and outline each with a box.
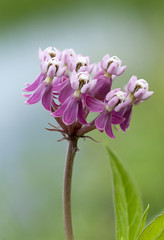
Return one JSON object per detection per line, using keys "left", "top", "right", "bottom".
{"left": 22, "top": 47, "right": 154, "bottom": 240}
{"left": 23, "top": 47, "right": 153, "bottom": 139}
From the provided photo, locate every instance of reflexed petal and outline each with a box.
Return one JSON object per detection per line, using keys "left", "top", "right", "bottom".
{"left": 77, "top": 100, "right": 88, "bottom": 125}
{"left": 23, "top": 73, "right": 45, "bottom": 92}
{"left": 42, "top": 84, "right": 53, "bottom": 111}
{"left": 25, "top": 82, "right": 45, "bottom": 105}
{"left": 59, "top": 81, "right": 74, "bottom": 103}
{"left": 86, "top": 95, "right": 105, "bottom": 112}
{"left": 91, "top": 77, "right": 112, "bottom": 100}
{"left": 105, "top": 113, "right": 115, "bottom": 138}
{"left": 22, "top": 93, "right": 31, "bottom": 98}
{"left": 63, "top": 97, "right": 79, "bottom": 125}
{"left": 94, "top": 70, "right": 105, "bottom": 78}
{"left": 95, "top": 111, "right": 108, "bottom": 132}
{"left": 120, "top": 105, "right": 132, "bottom": 132}
{"left": 112, "top": 111, "right": 124, "bottom": 125}
{"left": 52, "top": 97, "right": 70, "bottom": 117}
{"left": 53, "top": 77, "right": 68, "bottom": 91}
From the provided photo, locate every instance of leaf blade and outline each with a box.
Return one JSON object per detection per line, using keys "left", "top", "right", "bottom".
{"left": 107, "top": 147, "right": 143, "bottom": 240}
{"left": 138, "top": 213, "right": 164, "bottom": 240}
{"left": 136, "top": 204, "right": 149, "bottom": 238}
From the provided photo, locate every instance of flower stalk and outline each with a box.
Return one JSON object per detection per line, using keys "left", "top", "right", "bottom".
{"left": 63, "top": 136, "right": 78, "bottom": 240}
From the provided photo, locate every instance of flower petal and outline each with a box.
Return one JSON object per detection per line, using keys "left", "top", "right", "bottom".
{"left": 23, "top": 73, "right": 45, "bottom": 92}
{"left": 22, "top": 93, "right": 31, "bottom": 98}
{"left": 108, "top": 96, "right": 118, "bottom": 108}
{"left": 77, "top": 100, "right": 88, "bottom": 125}
{"left": 105, "top": 88, "right": 121, "bottom": 101}
{"left": 52, "top": 97, "right": 70, "bottom": 117}
{"left": 116, "top": 65, "right": 126, "bottom": 76}
{"left": 141, "top": 91, "right": 154, "bottom": 100}
{"left": 59, "top": 81, "right": 74, "bottom": 104}
{"left": 112, "top": 111, "right": 124, "bottom": 125}
{"left": 63, "top": 96, "right": 79, "bottom": 125}
{"left": 42, "top": 84, "right": 53, "bottom": 111}
{"left": 127, "top": 75, "right": 137, "bottom": 93}
{"left": 56, "top": 66, "right": 67, "bottom": 77}
{"left": 95, "top": 111, "right": 108, "bottom": 132}
{"left": 107, "top": 61, "right": 118, "bottom": 75}
{"left": 86, "top": 95, "right": 105, "bottom": 112}
{"left": 90, "top": 77, "right": 112, "bottom": 100}
{"left": 120, "top": 105, "right": 132, "bottom": 132}
{"left": 134, "top": 88, "right": 146, "bottom": 99}
{"left": 105, "top": 113, "right": 115, "bottom": 138}
{"left": 25, "top": 82, "right": 45, "bottom": 105}
{"left": 47, "top": 65, "right": 56, "bottom": 78}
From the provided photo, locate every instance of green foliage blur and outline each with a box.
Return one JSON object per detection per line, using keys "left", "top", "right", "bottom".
{"left": 0, "top": 0, "right": 164, "bottom": 239}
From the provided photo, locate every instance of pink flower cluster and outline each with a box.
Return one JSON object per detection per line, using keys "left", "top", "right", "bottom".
{"left": 22, "top": 47, "right": 153, "bottom": 138}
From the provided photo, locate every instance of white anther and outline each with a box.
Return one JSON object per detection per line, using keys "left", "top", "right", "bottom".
{"left": 48, "top": 58, "right": 59, "bottom": 67}
{"left": 108, "top": 56, "right": 121, "bottom": 67}
{"left": 78, "top": 73, "right": 90, "bottom": 83}
{"left": 136, "top": 79, "right": 148, "bottom": 89}
{"left": 76, "top": 56, "right": 88, "bottom": 65}
{"left": 115, "top": 91, "right": 126, "bottom": 102}
{"left": 45, "top": 47, "right": 57, "bottom": 57}
{"left": 68, "top": 49, "right": 75, "bottom": 56}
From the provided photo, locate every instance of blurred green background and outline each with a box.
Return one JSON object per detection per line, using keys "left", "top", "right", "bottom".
{"left": 0, "top": 0, "right": 164, "bottom": 239}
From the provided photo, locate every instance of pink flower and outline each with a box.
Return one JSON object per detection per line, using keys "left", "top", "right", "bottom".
{"left": 117, "top": 76, "right": 154, "bottom": 132}
{"left": 86, "top": 89, "right": 128, "bottom": 138}
{"left": 23, "top": 48, "right": 67, "bottom": 111}
{"left": 52, "top": 71, "right": 97, "bottom": 125}
{"left": 101, "top": 54, "right": 126, "bottom": 77}
{"left": 126, "top": 75, "right": 154, "bottom": 104}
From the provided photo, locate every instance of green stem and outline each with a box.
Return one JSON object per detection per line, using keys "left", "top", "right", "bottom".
{"left": 63, "top": 137, "right": 78, "bottom": 240}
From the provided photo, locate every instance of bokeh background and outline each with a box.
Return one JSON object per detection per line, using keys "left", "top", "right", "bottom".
{"left": 0, "top": 0, "right": 164, "bottom": 239}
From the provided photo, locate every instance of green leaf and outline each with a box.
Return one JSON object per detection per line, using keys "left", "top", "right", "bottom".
{"left": 155, "top": 229, "right": 164, "bottom": 240}
{"left": 106, "top": 147, "right": 143, "bottom": 240}
{"left": 138, "top": 213, "right": 164, "bottom": 240}
{"left": 137, "top": 205, "right": 149, "bottom": 237}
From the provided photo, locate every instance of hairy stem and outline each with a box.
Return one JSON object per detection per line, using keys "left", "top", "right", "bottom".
{"left": 76, "top": 120, "right": 96, "bottom": 137}
{"left": 63, "top": 137, "right": 78, "bottom": 240}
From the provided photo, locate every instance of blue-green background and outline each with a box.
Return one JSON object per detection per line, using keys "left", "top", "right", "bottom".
{"left": 0, "top": 0, "right": 164, "bottom": 239}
